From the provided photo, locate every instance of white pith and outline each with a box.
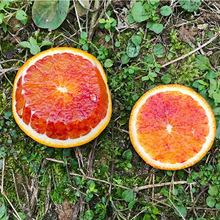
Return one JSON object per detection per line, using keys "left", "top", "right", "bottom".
{"left": 166, "top": 124, "right": 172, "bottom": 134}
{"left": 12, "top": 48, "right": 112, "bottom": 148}
{"left": 130, "top": 86, "right": 216, "bottom": 170}
{"left": 57, "top": 86, "right": 67, "bottom": 93}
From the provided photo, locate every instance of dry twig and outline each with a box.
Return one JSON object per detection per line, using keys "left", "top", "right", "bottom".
{"left": 11, "top": 170, "right": 22, "bottom": 208}
{"left": 161, "top": 31, "right": 220, "bottom": 68}
{"left": 0, "top": 155, "right": 22, "bottom": 220}
{"left": 69, "top": 172, "right": 195, "bottom": 192}
{"left": 73, "top": 0, "right": 82, "bottom": 33}
{"left": 89, "top": 0, "right": 112, "bottom": 40}
{"left": 169, "top": 198, "right": 186, "bottom": 220}
{"left": 70, "top": 172, "right": 131, "bottom": 190}
{"left": 0, "top": 67, "right": 19, "bottom": 76}
{"left": 46, "top": 158, "right": 65, "bottom": 164}
{"left": 137, "top": 180, "right": 195, "bottom": 191}
{"left": 1, "top": 192, "right": 22, "bottom": 220}
{"left": 86, "top": 139, "right": 97, "bottom": 177}
{"left": 88, "top": 0, "right": 101, "bottom": 40}
{"left": 74, "top": 147, "right": 86, "bottom": 175}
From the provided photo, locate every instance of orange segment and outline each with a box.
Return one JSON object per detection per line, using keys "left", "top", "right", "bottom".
{"left": 12, "top": 48, "right": 112, "bottom": 148}
{"left": 129, "top": 85, "right": 216, "bottom": 170}
{"left": 15, "top": 77, "right": 25, "bottom": 118}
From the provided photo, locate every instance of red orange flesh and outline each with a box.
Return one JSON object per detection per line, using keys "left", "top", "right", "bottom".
{"left": 129, "top": 85, "right": 216, "bottom": 170}
{"left": 13, "top": 48, "right": 112, "bottom": 148}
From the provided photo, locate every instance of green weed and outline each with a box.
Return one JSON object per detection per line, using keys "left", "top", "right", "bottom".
{"left": 18, "top": 31, "right": 52, "bottom": 55}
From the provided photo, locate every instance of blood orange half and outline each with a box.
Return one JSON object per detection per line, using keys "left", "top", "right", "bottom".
{"left": 129, "top": 85, "right": 216, "bottom": 170}
{"left": 12, "top": 47, "right": 112, "bottom": 148}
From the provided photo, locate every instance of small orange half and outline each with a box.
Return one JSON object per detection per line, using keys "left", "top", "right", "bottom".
{"left": 12, "top": 47, "right": 112, "bottom": 148}
{"left": 129, "top": 85, "right": 216, "bottom": 170}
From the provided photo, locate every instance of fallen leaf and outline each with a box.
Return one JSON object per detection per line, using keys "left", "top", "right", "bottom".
{"left": 75, "top": 0, "right": 90, "bottom": 16}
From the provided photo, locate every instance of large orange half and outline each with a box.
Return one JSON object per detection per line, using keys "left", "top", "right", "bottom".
{"left": 129, "top": 85, "right": 216, "bottom": 170}
{"left": 12, "top": 47, "right": 112, "bottom": 148}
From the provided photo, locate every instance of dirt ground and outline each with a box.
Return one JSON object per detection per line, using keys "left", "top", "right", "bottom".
{"left": 0, "top": 0, "right": 220, "bottom": 219}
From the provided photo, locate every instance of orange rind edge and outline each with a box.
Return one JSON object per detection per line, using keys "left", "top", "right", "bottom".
{"left": 129, "top": 84, "right": 216, "bottom": 170}
{"left": 12, "top": 47, "right": 112, "bottom": 148}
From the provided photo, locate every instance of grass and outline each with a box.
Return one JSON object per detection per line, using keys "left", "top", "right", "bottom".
{"left": 0, "top": 0, "right": 220, "bottom": 219}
